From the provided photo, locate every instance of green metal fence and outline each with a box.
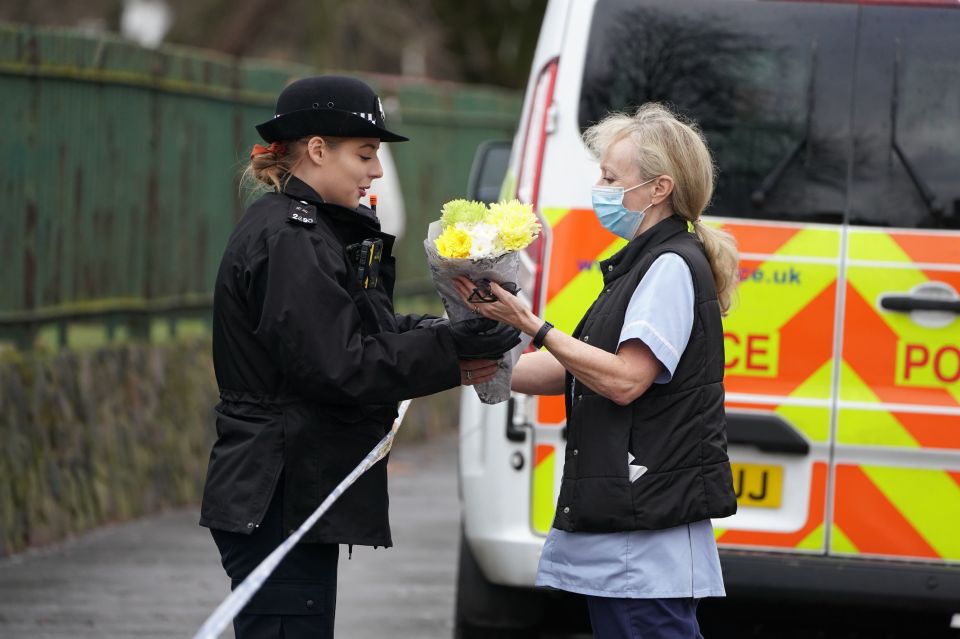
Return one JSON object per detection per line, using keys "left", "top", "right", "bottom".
{"left": 0, "top": 23, "right": 521, "bottom": 349}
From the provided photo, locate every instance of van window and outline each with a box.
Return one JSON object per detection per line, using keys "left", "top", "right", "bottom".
{"left": 849, "top": 6, "right": 960, "bottom": 230}
{"left": 580, "top": 0, "right": 858, "bottom": 224}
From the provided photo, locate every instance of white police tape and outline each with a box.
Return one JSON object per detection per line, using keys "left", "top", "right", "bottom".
{"left": 192, "top": 399, "right": 413, "bottom": 639}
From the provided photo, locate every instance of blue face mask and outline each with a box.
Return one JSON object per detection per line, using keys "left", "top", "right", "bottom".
{"left": 591, "top": 177, "right": 656, "bottom": 240}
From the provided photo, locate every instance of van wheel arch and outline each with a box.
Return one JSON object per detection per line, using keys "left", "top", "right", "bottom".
{"left": 453, "top": 528, "right": 545, "bottom": 638}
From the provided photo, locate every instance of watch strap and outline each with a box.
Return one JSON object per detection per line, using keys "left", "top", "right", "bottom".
{"left": 532, "top": 321, "right": 554, "bottom": 349}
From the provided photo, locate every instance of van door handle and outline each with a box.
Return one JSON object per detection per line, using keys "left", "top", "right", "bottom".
{"left": 505, "top": 397, "right": 531, "bottom": 442}
{"left": 726, "top": 412, "right": 809, "bottom": 455}
{"left": 879, "top": 295, "right": 960, "bottom": 314}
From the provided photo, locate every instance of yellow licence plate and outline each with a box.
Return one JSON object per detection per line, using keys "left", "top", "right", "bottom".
{"left": 731, "top": 462, "right": 783, "bottom": 508}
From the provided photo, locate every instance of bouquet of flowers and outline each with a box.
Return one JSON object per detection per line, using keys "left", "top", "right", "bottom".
{"left": 424, "top": 198, "right": 542, "bottom": 404}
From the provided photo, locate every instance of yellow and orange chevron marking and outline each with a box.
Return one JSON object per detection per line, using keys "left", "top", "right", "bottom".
{"left": 532, "top": 444, "right": 557, "bottom": 535}
{"left": 537, "top": 208, "right": 624, "bottom": 427}
{"left": 840, "top": 229, "right": 960, "bottom": 449}
{"left": 719, "top": 220, "right": 841, "bottom": 461}
{"left": 719, "top": 221, "right": 840, "bottom": 411}
{"left": 541, "top": 208, "right": 623, "bottom": 335}
{"left": 531, "top": 207, "right": 620, "bottom": 533}
{"left": 832, "top": 465, "right": 960, "bottom": 560}
{"left": 685, "top": 220, "right": 836, "bottom": 553}
{"left": 832, "top": 228, "right": 960, "bottom": 562}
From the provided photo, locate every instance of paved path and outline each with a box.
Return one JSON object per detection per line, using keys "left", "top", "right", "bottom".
{"left": 0, "top": 432, "right": 462, "bottom": 639}
{"left": 3, "top": 428, "right": 949, "bottom": 639}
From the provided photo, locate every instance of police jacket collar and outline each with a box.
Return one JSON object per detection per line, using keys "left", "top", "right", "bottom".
{"left": 599, "top": 214, "right": 689, "bottom": 285}
{"left": 282, "top": 175, "right": 382, "bottom": 231}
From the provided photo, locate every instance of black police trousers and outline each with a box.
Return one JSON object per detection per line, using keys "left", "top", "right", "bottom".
{"left": 211, "top": 474, "right": 339, "bottom": 638}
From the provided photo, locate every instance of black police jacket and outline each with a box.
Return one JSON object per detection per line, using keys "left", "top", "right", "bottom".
{"left": 554, "top": 215, "right": 737, "bottom": 532}
{"left": 200, "top": 177, "right": 461, "bottom": 547}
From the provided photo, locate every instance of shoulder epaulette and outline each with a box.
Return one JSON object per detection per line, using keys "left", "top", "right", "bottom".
{"left": 287, "top": 199, "right": 317, "bottom": 227}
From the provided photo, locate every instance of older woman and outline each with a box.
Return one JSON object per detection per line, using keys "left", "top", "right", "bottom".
{"left": 454, "top": 103, "right": 739, "bottom": 639}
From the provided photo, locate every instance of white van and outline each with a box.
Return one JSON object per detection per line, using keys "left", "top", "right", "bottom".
{"left": 456, "top": 0, "right": 960, "bottom": 636}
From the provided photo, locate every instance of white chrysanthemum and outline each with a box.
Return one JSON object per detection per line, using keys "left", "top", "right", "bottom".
{"left": 459, "top": 222, "right": 500, "bottom": 258}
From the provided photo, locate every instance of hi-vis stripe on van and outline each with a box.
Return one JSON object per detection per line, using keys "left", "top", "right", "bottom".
{"left": 456, "top": 0, "right": 960, "bottom": 633}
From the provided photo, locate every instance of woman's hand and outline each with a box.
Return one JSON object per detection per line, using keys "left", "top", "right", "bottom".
{"left": 453, "top": 275, "right": 663, "bottom": 403}
{"left": 459, "top": 359, "right": 499, "bottom": 386}
{"left": 452, "top": 276, "right": 541, "bottom": 336}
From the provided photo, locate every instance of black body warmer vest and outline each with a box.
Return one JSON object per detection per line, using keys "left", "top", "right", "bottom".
{"left": 553, "top": 215, "right": 738, "bottom": 533}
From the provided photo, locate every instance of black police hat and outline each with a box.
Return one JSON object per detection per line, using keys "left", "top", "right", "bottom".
{"left": 256, "top": 75, "right": 408, "bottom": 143}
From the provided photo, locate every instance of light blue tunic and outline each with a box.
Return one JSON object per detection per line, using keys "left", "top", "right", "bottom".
{"left": 536, "top": 253, "right": 726, "bottom": 599}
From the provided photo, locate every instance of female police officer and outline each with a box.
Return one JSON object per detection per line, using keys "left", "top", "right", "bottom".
{"left": 200, "top": 75, "right": 520, "bottom": 639}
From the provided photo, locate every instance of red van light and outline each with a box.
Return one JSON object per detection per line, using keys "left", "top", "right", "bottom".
{"left": 522, "top": 235, "right": 546, "bottom": 316}
{"left": 516, "top": 57, "right": 559, "bottom": 210}
{"left": 516, "top": 57, "right": 559, "bottom": 318}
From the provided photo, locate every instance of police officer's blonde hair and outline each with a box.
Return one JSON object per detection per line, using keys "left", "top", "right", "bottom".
{"left": 241, "top": 137, "right": 340, "bottom": 193}
{"left": 583, "top": 103, "right": 739, "bottom": 315}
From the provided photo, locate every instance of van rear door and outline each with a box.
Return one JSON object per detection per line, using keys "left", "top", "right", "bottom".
{"left": 831, "top": 3, "right": 960, "bottom": 563}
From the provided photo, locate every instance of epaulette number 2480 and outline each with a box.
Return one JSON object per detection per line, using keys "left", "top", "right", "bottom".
{"left": 288, "top": 200, "right": 317, "bottom": 226}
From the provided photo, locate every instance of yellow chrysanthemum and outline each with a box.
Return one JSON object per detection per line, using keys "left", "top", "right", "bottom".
{"left": 440, "top": 199, "right": 489, "bottom": 228}
{"left": 434, "top": 226, "right": 472, "bottom": 258}
{"left": 488, "top": 199, "right": 541, "bottom": 252}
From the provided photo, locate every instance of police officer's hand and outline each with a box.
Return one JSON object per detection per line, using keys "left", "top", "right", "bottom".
{"left": 449, "top": 317, "right": 522, "bottom": 360}
{"left": 413, "top": 315, "right": 449, "bottom": 330}
{"left": 459, "top": 359, "right": 499, "bottom": 386}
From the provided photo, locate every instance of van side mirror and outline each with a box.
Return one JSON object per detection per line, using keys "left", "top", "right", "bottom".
{"left": 467, "top": 140, "right": 512, "bottom": 204}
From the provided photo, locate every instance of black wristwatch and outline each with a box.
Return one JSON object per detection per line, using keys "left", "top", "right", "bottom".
{"left": 532, "top": 321, "right": 554, "bottom": 349}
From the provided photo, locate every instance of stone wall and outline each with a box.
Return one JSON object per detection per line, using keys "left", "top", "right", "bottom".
{"left": 0, "top": 340, "right": 217, "bottom": 556}
{"left": 0, "top": 339, "right": 461, "bottom": 556}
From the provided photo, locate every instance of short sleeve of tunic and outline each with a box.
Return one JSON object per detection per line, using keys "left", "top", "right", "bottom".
{"left": 618, "top": 252, "right": 695, "bottom": 384}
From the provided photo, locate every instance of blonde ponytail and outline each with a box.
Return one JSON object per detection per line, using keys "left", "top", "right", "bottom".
{"left": 240, "top": 140, "right": 302, "bottom": 194}
{"left": 693, "top": 221, "right": 739, "bottom": 315}
{"left": 583, "top": 103, "right": 740, "bottom": 314}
